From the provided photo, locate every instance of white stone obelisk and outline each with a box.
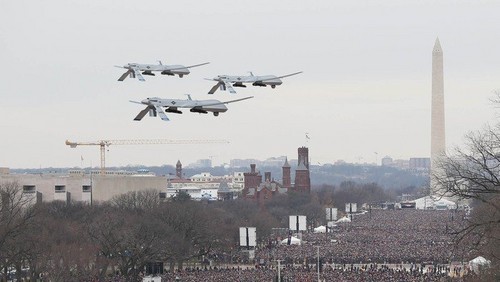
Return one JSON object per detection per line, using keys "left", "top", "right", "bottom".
{"left": 430, "top": 38, "right": 445, "bottom": 196}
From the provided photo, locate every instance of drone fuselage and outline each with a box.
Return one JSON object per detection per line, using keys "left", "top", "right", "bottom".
{"left": 127, "top": 63, "right": 190, "bottom": 76}
{"left": 216, "top": 75, "right": 283, "bottom": 87}
{"left": 144, "top": 98, "right": 228, "bottom": 114}
{"left": 133, "top": 95, "right": 253, "bottom": 121}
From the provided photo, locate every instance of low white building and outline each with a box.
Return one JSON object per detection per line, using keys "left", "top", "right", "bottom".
{"left": 166, "top": 186, "right": 218, "bottom": 201}
{"left": 189, "top": 172, "right": 245, "bottom": 191}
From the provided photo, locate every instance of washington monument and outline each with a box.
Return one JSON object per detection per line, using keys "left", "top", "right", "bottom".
{"left": 430, "top": 38, "right": 445, "bottom": 195}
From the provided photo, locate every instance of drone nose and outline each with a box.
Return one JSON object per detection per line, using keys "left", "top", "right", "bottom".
{"left": 141, "top": 99, "right": 149, "bottom": 104}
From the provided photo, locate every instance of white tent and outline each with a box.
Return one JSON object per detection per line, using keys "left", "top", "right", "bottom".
{"left": 469, "top": 256, "right": 491, "bottom": 274}
{"left": 280, "top": 236, "right": 301, "bottom": 245}
{"left": 336, "top": 216, "right": 351, "bottom": 223}
{"left": 313, "top": 225, "right": 327, "bottom": 233}
{"left": 414, "top": 196, "right": 457, "bottom": 210}
{"left": 142, "top": 276, "right": 161, "bottom": 282}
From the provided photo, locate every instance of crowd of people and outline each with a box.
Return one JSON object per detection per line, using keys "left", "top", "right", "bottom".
{"left": 153, "top": 263, "right": 476, "bottom": 282}
{"left": 106, "top": 209, "right": 481, "bottom": 281}
{"left": 253, "top": 209, "right": 473, "bottom": 265}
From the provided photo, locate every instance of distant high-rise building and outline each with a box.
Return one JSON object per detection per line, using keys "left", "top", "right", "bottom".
{"left": 431, "top": 38, "right": 446, "bottom": 195}
{"left": 381, "top": 156, "right": 394, "bottom": 167}
{"left": 409, "top": 158, "right": 431, "bottom": 170}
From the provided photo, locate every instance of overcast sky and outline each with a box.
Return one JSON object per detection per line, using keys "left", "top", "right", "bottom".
{"left": 1, "top": 0, "right": 499, "bottom": 169}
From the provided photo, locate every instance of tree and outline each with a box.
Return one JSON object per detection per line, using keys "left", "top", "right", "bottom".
{"left": 434, "top": 123, "right": 500, "bottom": 276}
{"left": 111, "top": 189, "right": 162, "bottom": 211}
{"left": 171, "top": 190, "right": 191, "bottom": 202}
{"left": 155, "top": 201, "right": 221, "bottom": 270}
{"left": 36, "top": 201, "right": 97, "bottom": 282}
{"left": 85, "top": 204, "right": 166, "bottom": 282}
{"left": 0, "top": 181, "right": 37, "bottom": 281}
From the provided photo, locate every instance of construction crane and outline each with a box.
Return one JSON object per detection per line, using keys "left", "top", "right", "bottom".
{"left": 65, "top": 139, "right": 229, "bottom": 174}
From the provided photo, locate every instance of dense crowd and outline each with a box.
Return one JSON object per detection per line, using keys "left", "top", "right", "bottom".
{"left": 105, "top": 209, "right": 481, "bottom": 281}
{"left": 254, "top": 209, "right": 473, "bottom": 264}
{"left": 155, "top": 264, "right": 476, "bottom": 282}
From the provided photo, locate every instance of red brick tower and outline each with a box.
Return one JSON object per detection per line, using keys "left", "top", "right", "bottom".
{"left": 282, "top": 157, "right": 291, "bottom": 189}
{"left": 298, "top": 147, "right": 309, "bottom": 169}
{"left": 243, "top": 164, "right": 262, "bottom": 191}
{"left": 294, "top": 147, "right": 311, "bottom": 193}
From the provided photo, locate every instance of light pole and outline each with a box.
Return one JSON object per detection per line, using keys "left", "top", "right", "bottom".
{"left": 317, "top": 246, "right": 320, "bottom": 282}
{"left": 277, "top": 259, "right": 281, "bottom": 282}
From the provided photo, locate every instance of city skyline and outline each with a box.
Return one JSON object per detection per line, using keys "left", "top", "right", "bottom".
{"left": 1, "top": 1, "right": 499, "bottom": 169}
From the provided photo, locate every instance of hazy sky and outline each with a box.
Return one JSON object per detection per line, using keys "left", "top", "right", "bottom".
{"left": 1, "top": 1, "right": 499, "bottom": 169}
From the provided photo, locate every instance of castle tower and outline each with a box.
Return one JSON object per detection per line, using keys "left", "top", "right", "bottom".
{"left": 294, "top": 147, "right": 311, "bottom": 193}
{"left": 282, "top": 157, "right": 291, "bottom": 188}
{"left": 243, "top": 164, "right": 262, "bottom": 190}
{"left": 431, "top": 38, "right": 446, "bottom": 195}
{"left": 298, "top": 147, "right": 309, "bottom": 169}
{"left": 294, "top": 159, "right": 310, "bottom": 193}
{"left": 176, "top": 160, "right": 182, "bottom": 179}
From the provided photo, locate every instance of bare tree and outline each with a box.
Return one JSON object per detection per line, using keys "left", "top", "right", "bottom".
{"left": 0, "top": 181, "right": 37, "bottom": 281}
{"left": 155, "top": 201, "right": 221, "bottom": 270}
{"left": 110, "top": 189, "right": 162, "bottom": 211}
{"left": 86, "top": 204, "right": 167, "bottom": 282}
{"left": 434, "top": 123, "right": 500, "bottom": 275}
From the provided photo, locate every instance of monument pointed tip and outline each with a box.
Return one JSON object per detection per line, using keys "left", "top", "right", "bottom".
{"left": 433, "top": 37, "right": 442, "bottom": 52}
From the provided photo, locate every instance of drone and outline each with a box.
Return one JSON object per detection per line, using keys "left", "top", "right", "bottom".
{"left": 207, "top": 71, "right": 302, "bottom": 94}
{"left": 116, "top": 61, "right": 209, "bottom": 81}
{"left": 130, "top": 95, "right": 254, "bottom": 121}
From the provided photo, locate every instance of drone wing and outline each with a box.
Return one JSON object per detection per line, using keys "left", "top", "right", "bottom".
{"left": 221, "top": 96, "right": 253, "bottom": 104}
{"left": 275, "top": 71, "right": 303, "bottom": 80}
{"left": 201, "top": 96, "right": 254, "bottom": 107}
{"left": 184, "top": 62, "right": 210, "bottom": 69}
{"left": 260, "top": 71, "right": 303, "bottom": 82}
{"left": 160, "top": 62, "right": 210, "bottom": 71}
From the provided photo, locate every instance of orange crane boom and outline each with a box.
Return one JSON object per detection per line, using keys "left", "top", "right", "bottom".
{"left": 65, "top": 139, "right": 229, "bottom": 174}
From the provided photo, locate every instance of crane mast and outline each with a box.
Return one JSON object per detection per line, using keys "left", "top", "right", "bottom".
{"left": 65, "top": 139, "right": 229, "bottom": 174}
